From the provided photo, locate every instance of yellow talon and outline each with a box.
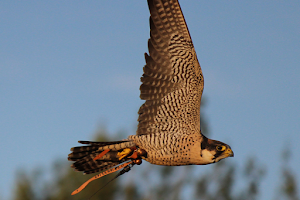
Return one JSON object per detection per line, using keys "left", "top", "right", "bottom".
{"left": 117, "top": 148, "right": 132, "bottom": 160}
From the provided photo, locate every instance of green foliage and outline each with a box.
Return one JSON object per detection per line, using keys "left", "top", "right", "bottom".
{"left": 11, "top": 136, "right": 299, "bottom": 200}
{"left": 48, "top": 132, "right": 119, "bottom": 200}
{"left": 13, "top": 170, "right": 35, "bottom": 200}
{"left": 275, "top": 148, "right": 299, "bottom": 200}
{"left": 12, "top": 132, "right": 119, "bottom": 200}
{"left": 11, "top": 101, "right": 299, "bottom": 200}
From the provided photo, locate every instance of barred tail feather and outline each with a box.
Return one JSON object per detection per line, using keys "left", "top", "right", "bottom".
{"left": 68, "top": 140, "right": 135, "bottom": 175}
{"left": 78, "top": 140, "right": 127, "bottom": 146}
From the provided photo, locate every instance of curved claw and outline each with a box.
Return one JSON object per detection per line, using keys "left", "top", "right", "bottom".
{"left": 117, "top": 148, "right": 132, "bottom": 160}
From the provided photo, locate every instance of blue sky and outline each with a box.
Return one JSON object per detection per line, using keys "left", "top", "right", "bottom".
{"left": 1, "top": 1, "right": 299, "bottom": 199}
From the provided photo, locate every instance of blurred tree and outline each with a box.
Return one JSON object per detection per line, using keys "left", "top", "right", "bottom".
{"left": 275, "top": 147, "right": 299, "bottom": 200}
{"left": 13, "top": 170, "right": 35, "bottom": 200}
{"left": 194, "top": 161, "right": 236, "bottom": 200}
{"left": 11, "top": 99, "right": 299, "bottom": 200}
{"left": 45, "top": 131, "right": 119, "bottom": 200}
{"left": 237, "top": 157, "right": 266, "bottom": 200}
{"left": 12, "top": 131, "right": 119, "bottom": 200}
{"left": 280, "top": 169, "right": 299, "bottom": 200}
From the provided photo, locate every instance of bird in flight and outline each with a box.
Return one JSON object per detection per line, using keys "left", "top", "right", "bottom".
{"left": 68, "top": 0, "right": 234, "bottom": 195}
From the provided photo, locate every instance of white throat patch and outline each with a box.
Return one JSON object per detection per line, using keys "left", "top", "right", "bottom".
{"left": 199, "top": 149, "right": 215, "bottom": 165}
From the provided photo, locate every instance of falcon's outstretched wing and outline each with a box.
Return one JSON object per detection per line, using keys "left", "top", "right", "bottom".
{"left": 137, "top": 0, "right": 204, "bottom": 136}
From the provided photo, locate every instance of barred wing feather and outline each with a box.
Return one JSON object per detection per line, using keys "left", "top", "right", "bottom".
{"left": 137, "top": 0, "right": 204, "bottom": 136}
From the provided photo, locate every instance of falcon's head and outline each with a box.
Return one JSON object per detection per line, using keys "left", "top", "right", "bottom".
{"left": 200, "top": 135, "right": 234, "bottom": 164}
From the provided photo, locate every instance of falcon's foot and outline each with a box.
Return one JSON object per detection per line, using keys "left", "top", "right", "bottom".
{"left": 117, "top": 148, "right": 132, "bottom": 160}
{"left": 117, "top": 147, "right": 147, "bottom": 161}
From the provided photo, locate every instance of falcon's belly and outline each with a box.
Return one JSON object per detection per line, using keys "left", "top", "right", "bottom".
{"left": 129, "top": 133, "right": 210, "bottom": 166}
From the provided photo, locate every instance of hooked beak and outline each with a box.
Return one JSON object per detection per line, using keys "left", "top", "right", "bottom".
{"left": 225, "top": 148, "right": 234, "bottom": 157}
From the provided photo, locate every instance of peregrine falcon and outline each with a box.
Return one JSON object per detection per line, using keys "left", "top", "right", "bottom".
{"left": 68, "top": 0, "right": 234, "bottom": 195}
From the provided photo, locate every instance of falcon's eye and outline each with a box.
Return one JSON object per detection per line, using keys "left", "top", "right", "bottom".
{"left": 216, "top": 145, "right": 226, "bottom": 151}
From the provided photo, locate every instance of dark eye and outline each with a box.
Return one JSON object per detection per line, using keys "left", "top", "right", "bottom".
{"left": 216, "top": 145, "right": 226, "bottom": 151}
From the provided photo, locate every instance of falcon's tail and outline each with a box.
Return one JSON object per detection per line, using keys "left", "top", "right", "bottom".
{"left": 68, "top": 140, "right": 138, "bottom": 195}
{"left": 68, "top": 140, "right": 136, "bottom": 175}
